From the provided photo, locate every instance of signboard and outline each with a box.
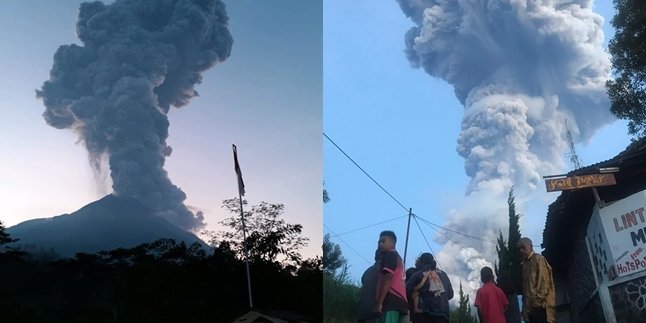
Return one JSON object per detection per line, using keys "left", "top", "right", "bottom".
{"left": 545, "top": 173, "right": 616, "bottom": 192}
{"left": 597, "top": 190, "right": 646, "bottom": 280}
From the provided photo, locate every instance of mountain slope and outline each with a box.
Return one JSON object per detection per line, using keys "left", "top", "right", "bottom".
{"left": 7, "top": 195, "right": 207, "bottom": 258}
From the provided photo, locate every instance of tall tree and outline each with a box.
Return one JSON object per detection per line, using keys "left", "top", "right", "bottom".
{"left": 495, "top": 229, "right": 509, "bottom": 277}
{"left": 218, "top": 198, "right": 309, "bottom": 265}
{"left": 606, "top": 0, "right": 646, "bottom": 138}
{"left": 450, "top": 282, "right": 476, "bottom": 323}
{"left": 495, "top": 188, "right": 522, "bottom": 292}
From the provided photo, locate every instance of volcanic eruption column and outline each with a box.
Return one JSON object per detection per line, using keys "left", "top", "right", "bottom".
{"left": 37, "top": 0, "right": 233, "bottom": 231}
{"left": 396, "top": 0, "right": 613, "bottom": 292}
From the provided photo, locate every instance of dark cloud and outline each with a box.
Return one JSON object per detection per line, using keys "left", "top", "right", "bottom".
{"left": 37, "top": 0, "right": 233, "bottom": 231}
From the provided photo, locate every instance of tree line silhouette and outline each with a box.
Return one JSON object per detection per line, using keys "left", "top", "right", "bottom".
{"left": 0, "top": 198, "right": 322, "bottom": 323}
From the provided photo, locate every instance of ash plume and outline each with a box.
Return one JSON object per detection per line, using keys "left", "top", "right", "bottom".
{"left": 36, "top": 0, "right": 233, "bottom": 231}
{"left": 396, "top": 0, "right": 612, "bottom": 298}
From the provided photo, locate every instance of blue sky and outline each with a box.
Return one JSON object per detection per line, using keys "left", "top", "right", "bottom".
{"left": 323, "top": 0, "right": 632, "bottom": 289}
{"left": 0, "top": 0, "right": 322, "bottom": 259}
{"left": 0, "top": 0, "right": 635, "bottom": 289}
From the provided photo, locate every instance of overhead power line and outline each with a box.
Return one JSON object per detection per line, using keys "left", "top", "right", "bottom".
{"left": 325, "top": 132, "right": 499, "bottom": 245}
{"left": 420, "top": 220, "right": 485, "bottom": 259}
{"left": 415, "top": 215, "right": 498, "bottom": 244}
{"left": 328, "top": 215, "right": 409, "bottom": 237}
{"left": 323, "top": 132, "right": 409, "bottom": 212}
{"left": 411, "top": 214, "right": 441, "bottom": 269}
{"left": 324, "top": 133, "right": 542, "bottom": 266}
{"left": 324, "top": 224, "right": 372, "bottom": 265}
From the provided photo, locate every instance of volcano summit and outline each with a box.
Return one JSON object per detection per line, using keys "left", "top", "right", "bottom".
{"left": 7, "top": 195, "right": 207, "bottom": 258}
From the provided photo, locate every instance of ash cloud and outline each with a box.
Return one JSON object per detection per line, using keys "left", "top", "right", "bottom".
{"left": 396, "top": 0, "right": 612, "bottom": 299}
{"left": 37, "top": 0, "right": 233, "bottom": 231}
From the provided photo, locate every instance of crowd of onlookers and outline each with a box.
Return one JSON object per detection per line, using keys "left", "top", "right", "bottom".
{"left": 356, "top": 231, "right": 555, "bottom": 323}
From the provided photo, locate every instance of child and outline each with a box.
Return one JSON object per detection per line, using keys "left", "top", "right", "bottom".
{"left": 474, "top": 267, "right": 508, "bottom": 323}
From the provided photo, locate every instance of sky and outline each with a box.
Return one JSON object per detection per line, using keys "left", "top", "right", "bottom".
{"left": 0, "top": 0, "right": 322, "bottom": 259}
{"left": 323, "top": 0, "right": 633, "bottom": 298}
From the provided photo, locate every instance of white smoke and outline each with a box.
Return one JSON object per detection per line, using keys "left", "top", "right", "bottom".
{"left": 397, "top": 0, "right": 613, "bottom": 300}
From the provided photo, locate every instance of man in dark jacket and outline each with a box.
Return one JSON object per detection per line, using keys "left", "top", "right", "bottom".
{"left": 357, "top": 249, "right": 382, "bottom": 323}
{"left": 406, "top": 253, "right": 453, "bottom": 323}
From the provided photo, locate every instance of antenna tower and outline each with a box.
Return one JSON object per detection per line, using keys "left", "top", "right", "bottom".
{"left": 564, "top": 120, "right": 583, "bottom": 170}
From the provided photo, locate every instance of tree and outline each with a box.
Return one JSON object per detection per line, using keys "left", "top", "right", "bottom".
{"left": 495, "top": 188, "right": 522, "bottom": 293}
{"left": 450, "top": 282, "right": 476, "bottom": 323}
{"left": 1, "top": 235, "right": 322, "bottom": 322}
{"left": 323, "top": 233, "right": 346, "bottom": 275}
{"left": 324, "top": 181, "right": 330, "bottom": 204}
{"left": 606, "top": 0, "right": 646, "bottom": 138}
{"left": 218, "top": 198, "right": 309, "bottom": 265}
{"left": 0, "top": 220, "right": 25, "bottom": 260}
{"left": 322, "top": 222, "right": 357, "bottom": 322}
{"left": 0, "top": 220, "right": 16, "bottom": 245}
{"left": 495, "top": 230, "right": 509, "bottom": 276}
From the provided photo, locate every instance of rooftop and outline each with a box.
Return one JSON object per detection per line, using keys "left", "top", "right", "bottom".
{"left": 542, "top": 137, "right": 646, "bottom": 273}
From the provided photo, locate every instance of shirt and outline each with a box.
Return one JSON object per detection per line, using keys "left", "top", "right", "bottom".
{"left": 475, "top": 282, "right": 508, "bottom": 323}
{"left": 378, "top": 250, "right": 408, "bottom": 312}
{"left": 521, "top": 252, "right": 556, "bottom": 323}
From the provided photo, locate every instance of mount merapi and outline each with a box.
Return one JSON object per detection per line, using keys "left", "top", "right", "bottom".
{"left": 7, "top": 195, "right": 208, "bottom": 258}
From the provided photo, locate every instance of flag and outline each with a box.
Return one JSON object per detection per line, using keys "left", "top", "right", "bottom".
{"left": 233, "top": 144, "right": 245, "bottom": 196}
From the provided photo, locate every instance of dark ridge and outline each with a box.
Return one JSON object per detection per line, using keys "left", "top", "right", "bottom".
{"left": 7, "top": 194, "right": 207, "bottom": 258}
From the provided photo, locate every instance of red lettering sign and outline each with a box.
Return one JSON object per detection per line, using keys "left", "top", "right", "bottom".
{"left": 616, "top": 256, "right": 646, "bottom": 275}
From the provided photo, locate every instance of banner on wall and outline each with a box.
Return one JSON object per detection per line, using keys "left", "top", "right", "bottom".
{"left": 598, "top": 190, "right": 646, "bottom": 279}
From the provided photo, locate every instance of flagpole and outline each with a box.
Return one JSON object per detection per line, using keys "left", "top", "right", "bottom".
{"left": 239, "top": 184, "right": 253, "bottom": 309}
{"left": 233, "top": 144, "right": 253, "bottom": 309}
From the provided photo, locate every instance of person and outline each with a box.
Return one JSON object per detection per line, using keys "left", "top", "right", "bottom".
{"left": 406, "top": 256, "right": 422, "bottom": 282}
{"left": 474, "top": 266, "right": 508, "bottom": 323}
{"left": 406, "top": 253, "right": 453, "bottom": 323}
{"left": 358, "top": 249, "right": 382, "bottom": 323}
{"left": 517, "top": 237, "right": 555, "bottom": 323}
{"left": 495, "top": 272, "right": 521, "bottom": 323}
{"left": 374, "top": 230, "right": 408, "bottom": 323}
{"left": 404, "top": 256, "right": 422, "bottom": 323}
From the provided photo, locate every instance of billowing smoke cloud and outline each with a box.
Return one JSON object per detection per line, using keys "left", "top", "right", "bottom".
{"left": 396, "top": 0, "right": 612, "bottom": 299}
{"left": 36, "top": 0, "right": 233, "bottom": 231}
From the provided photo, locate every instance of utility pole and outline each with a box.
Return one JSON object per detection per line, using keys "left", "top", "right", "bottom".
{"left": 403, "top": 208, "right": 412, "bottom": 268}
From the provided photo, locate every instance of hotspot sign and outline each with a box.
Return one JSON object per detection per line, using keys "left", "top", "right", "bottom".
{"left": 599, "top": 190, "right": 646, "bottom": 278}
